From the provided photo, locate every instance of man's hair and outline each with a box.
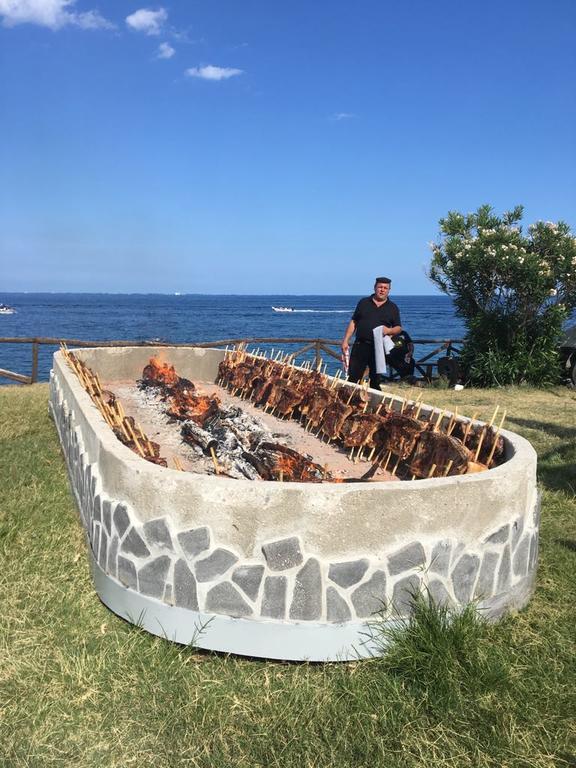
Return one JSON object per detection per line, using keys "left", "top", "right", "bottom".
{"left": 374, "top": 277, "right": 391, "bottom": 285}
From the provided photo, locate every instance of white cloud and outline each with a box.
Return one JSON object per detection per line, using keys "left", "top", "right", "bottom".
{"left": 331, "top": 112, "right": 356, "bottom": 121}
{"left": 125, "top": 7, "right": 166, "bottom": 35}
{"left": 156, "top": 41, "right": 174, "bottom": 59}
{"left": 0, "top": 0, "right": 113, "bottom": 29}
{"left": 185, "top": 65, "right": 243, "bottom": 81}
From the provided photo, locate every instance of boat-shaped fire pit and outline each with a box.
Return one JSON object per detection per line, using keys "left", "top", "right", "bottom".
{"left": 49, "top": 345, "right": 539, "bottom": 661}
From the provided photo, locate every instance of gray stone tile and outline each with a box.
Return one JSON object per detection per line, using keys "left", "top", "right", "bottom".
{"left": 117, "top": 556, "right": 137, "bottom": 590}
{"left": 474, "top": 551, "right": 499, "bottom": 598}
{"left": 533, "top": 490, "right": 541, "bottom": 529}
{"left": 174, "top": 559, "right": 198, "bottom": 610}
{"left": 92, "top": 522, "right": 101, "bottom": 561}
{"left": 351, "top": 570, "right": 387, "bottom": 618}
{"left": 326, "top": 587, "right": 351, "bottom": 623}
{"left": 262, "top": 537, "right": 303, "bottom": 571}
{"left": 232, "top": 565, "right": 265, "bottom": 601}
{"left": 328, "top": 559, "right": 369, "bottom": 589}
{"left": 107, "top": 535, "right": 119, "bottom": 578}
{"left": 98, "top": 530, "right": 108, "bottom": 571}
{"left": 195, "top": 548, "right": 238, "bottom": 582}
{"left": 93, "top": 494, "right": 102, "bottom": 522}
{"left": 511, "top": 517, "right": 524, "bottom": 550}
{"left": 484, "top": 524, "right": 509, "bottom": 545}
{"left": 121, "top": 528, "right": 151, "bottom": 559}
{"left": 289, "top": 558, "right": 322, "bottom": 621}
{"left": 427, "top": 579, "right": 453, "bottom": 608}
{"left": 528, "top": 532, "right": 539, "bottom": 572}
{"left": 430, "top": 540, "right": 452, "bottom": 577}
{"left": 164, "top": 584, "right": 173, "bottom": 604}
{"left": 513, "top": 534, "right": 530, "bottom": 577}
{"left": 113, "top": 503, "right": 130, "bottom": 538}
{"left": 451, "top": 554, "right": 480, "bottom": 603}
{"left": 205, "top": 583, "right": 252, "bottom": 617}
{"left": 497, "top": 547, "right": 511, "bottom": 592}
{"left": 143, "top": 518, "right": 174, "bottom": 552}
{"left": 261, "top": 576, "right": 287, "bottom": 619}
{"left": 392, "top": 574, "right": 421, "bottom": 616}
{"left": 388, "top": 542, "right": 426, "bottom": 576}
{"left": 102, "top": 500, "right": 112, "bottom": 536}
{"left": 138, "top": 556, "right": 171, "bottom": 599}
{"left": 177, "top": 527, "right": 210, "bottom": 559}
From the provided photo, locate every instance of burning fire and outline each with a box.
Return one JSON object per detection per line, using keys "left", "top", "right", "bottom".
{"left": 143, "top": 357, "right": 179, "bottom": 387}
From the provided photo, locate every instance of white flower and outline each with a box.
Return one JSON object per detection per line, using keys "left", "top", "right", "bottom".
{"left": 549, "top": 288, "right": 557, "bottom": 296}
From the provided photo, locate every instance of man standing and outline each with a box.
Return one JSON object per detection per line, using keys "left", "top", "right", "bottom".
{"left": 341, "top": 277, "right": 402, "bottom": 389}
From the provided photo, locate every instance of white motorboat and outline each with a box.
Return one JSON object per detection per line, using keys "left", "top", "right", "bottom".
{"left": 0, "top": 304, "right": 16, "bottom": 315}
{"left": 272, "top": 306, "right": 295, "bottom": 312}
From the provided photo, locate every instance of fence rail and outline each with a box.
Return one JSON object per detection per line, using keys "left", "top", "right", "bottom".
{"left": 0, "top": 336, "right": 463, "bottom": 385}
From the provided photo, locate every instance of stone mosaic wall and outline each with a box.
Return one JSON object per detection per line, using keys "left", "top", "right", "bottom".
{"left": 50, "top": 375, "right": 540, "bottom": 625}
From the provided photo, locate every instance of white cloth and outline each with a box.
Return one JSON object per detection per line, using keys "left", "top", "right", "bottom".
{"left": 373, "top": 326, "right": 395, "bottom": 375}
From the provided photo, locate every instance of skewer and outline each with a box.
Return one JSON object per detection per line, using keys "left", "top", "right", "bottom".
{"left": 124, "top": 419, "right": 145, "bottom": 458}
{"left": 434, "top": 410, "right": 445, "bottom": 432}
{"left": 382, "top": 450, "right": 393, "bottom": 472}
{"left": 443, "top": 460, "right": 454, "bottom": 477}
{"left": 427, "top": 463, "right": 437, "bottom": 478}
{"left": 488, "top": 405, "right": 500, "bottom": 428}
{"left": 474, "top": 428, "right": 487, "bottom": 462}
{"left": 367, "top": 446, "right": 377, "bottom": 461}
{"left": 391, "top": 456, "right": 401, "bottom": 475}
{"left": 349, "top": 447, "right": 355, "bottom": 461}
{"left": 462, "top": 412, "right": 478, "bottom": 445}
{"left": 485, "top": 410, "right": 507, "bottom": 466}
{"left": 173, "top": 456, "right": 184, "bottom": 471}
{"left": 210, "top": 446, "right": 220, "bottom": 475}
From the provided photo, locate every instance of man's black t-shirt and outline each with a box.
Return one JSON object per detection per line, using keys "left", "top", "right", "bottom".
{"left": 352, "top": 297, "right": 401, "bottom": 342}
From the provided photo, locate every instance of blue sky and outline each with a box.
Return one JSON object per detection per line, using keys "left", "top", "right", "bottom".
{"left": 1, "top": 0, "right": 575, "bottom": 295}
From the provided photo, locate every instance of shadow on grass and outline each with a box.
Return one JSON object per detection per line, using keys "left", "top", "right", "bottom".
{"left": 509, "top": 417, "right": 576, "bottom": 444}
{"left": 507, "top": 416, "right": 576, "bottom": 494}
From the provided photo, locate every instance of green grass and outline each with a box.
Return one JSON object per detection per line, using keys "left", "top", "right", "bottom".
{"left": 1, "top": 383, "right": 575, "bottom": 767}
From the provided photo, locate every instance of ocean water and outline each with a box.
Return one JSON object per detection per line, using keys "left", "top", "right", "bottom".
{"left": 0, "top": 293, "right": 466, "bottom": 383}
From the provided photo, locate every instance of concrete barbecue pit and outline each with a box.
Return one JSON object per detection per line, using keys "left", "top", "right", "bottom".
{"left": 49, "top": 346, "right": 540, "bottom": 661}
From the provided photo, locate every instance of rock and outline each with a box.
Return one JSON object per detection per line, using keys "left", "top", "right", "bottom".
{"left": 261, "top": 576, "right": 287, "bottom": 619}
{"left": 289, "top": 558, "right": 322, "bottom": 620}
{"left": 177, "top": 527, "right": 210, "bottom": 559}
{"left": 232, "top": 565, "right": 265, "bottom": 601}
{"left": 262, "top": 537, "right": 303, "bottom": 571}
{"left": 138, "top": 556, "right": 171, "bottom": 599}
{"left": 328, "top": 559, "right": 369, "bottom": 589}
{"left": 388, "top": 542, "right": 426, "bottom": 576}
{"left": 195, "top": 548, "right": 238, "bottom": 582}
{"left": 351, "top": 571, "right": 387, "bottom": 618}
{"left": 205, "top": 583, "right": 252, "bottom": 617}
{"left": 326, "top": 587, "right": 351, "bottom": 623}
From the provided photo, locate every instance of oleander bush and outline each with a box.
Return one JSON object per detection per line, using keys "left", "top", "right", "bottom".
{"left": 429, "top": 205, "right": 576, "bottom": 386}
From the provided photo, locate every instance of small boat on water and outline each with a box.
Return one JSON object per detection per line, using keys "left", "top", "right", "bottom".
{"left": 272, "top": 306, "right": 295, "bottom": 313}
{"left": 0, "top": 304, "right": 16, "bottom": 315}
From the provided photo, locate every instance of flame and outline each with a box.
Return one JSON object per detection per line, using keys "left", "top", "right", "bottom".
{"left": 143, "top": 356, "right": 179, "bottom": 387}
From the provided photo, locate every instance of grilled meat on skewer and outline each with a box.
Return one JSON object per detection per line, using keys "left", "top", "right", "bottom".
{"left": 408, "top": 430, "right": 471, "bottom": 477}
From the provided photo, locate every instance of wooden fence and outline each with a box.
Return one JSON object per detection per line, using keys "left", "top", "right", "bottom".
{"left": 0, "top": 336, "right": 462, "bottom": 385}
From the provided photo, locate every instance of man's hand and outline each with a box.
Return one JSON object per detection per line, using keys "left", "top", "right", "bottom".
{"left": 341, "top": 339, "right": 350, "bottom": 354}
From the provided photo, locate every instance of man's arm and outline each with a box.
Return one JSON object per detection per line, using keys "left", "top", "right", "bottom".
{"left": 382, "top": 323, "right": 402, "bottom": 336}
{"left": 341, "top": 319, "right": 356, "bottom": 353}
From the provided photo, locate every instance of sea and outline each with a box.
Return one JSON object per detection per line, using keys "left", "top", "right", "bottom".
{"left": 0, "top": 293, "right": 466, "bottom": 384}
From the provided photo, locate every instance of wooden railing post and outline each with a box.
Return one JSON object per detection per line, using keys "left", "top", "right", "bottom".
{"left": 31, "top": 340, "right": 39, "bottom": 383}
{"left": 314, "top": 340, "right": 322, "bottom": 370}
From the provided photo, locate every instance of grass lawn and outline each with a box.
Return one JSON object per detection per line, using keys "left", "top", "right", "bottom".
{"left": 1, "top": 383, "right": 575, "bottom": 767}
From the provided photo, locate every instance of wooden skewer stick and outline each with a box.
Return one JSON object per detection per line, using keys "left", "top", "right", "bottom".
{"left": 485, "top": 410, "right": 507, "bottom": 466}
{"left": 488, "top": 405, "right": 500, "bottom": 428}
{"left": 434, "top": 410, "right": 445, "bottom": 432}
{"left": 367, "top": 446, "right": 377, "bottom": 461}
{"left": 124, "top": 419, "right": 145, "bottom": 457}
{"left": 349, "top": 446, "right": 355, "bottom": 461}
{"left": 382, "top": 450, "right": 393, "bottom": 472}
{"left": 462, "top": 412, "right": 478, "bottom": 445}
{"left": 443, "top": 460, "right": 454, "bottom": 477}
{"left": 474, "top": 428, "right": 487, "bottom": 462}
{"left": 427, "top": 463, "right": 437, "bottom": 478}
{"left": 210, "top": 446, "right": 220, "bottom": 476}
{"left": 391, "top": 456, "right": 401, "bottom": 475}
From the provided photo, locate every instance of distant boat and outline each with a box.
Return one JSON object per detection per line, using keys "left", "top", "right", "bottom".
{"left": 0, "top": 304, "right": 16, "bottom": 315}
{"left": 272, "top": 306, "right": 295, "bottom": 313}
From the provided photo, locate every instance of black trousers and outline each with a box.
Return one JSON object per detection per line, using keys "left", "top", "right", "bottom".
{"left": 348, "top": 341, "right": 382, "bottom": 390}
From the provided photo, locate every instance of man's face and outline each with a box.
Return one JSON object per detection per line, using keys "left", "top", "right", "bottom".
{"left": 374, "top": 282, "right": 390, "bottom": 301}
